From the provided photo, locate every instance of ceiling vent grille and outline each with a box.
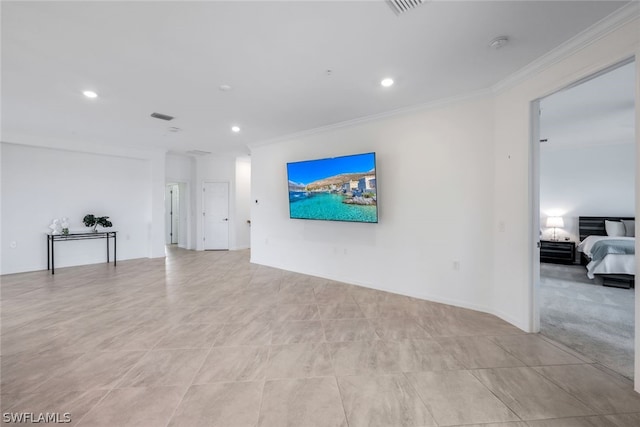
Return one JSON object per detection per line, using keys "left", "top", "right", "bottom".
{"left": 151, "top": 112, "right": 175, "bottom": 121}
{"left": 387, "top": 0, "right": 427, "bottom": 15}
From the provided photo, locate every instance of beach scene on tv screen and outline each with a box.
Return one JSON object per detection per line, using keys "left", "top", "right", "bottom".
{"left": 287, "top": 152, "right": 377, "bottom": 223}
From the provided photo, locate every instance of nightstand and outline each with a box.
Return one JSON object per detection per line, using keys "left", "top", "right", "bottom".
{"left": 540, "top": 240, "right": 576, "bottom": 264}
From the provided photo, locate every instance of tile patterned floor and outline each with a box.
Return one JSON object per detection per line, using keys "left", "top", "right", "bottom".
{"left": 2, "top": 247, "right": 640, "bottom": 426}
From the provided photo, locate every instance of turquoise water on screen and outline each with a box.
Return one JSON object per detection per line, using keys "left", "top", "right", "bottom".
{"left": 289, "top": 192, "right": 377, "bottom": 223}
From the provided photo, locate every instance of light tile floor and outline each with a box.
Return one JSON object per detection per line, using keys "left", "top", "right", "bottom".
{"left": 2, "top": 247, "right": 640, "bottom": 426}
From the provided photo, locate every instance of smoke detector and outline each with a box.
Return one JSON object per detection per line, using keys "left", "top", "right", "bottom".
{"left": 489, "top": 36, "right": 509, "bottom": 50}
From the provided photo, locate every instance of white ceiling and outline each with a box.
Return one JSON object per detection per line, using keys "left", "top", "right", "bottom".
{"left": 540, "top": 61, "right": 636, "bottom": 150}
{"left": 1, "top": 1, "right": 630, "bottom": 156}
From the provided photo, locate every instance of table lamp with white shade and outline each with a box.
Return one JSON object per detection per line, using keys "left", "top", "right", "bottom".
{"left": 546, "top": 216, "right": 564, "bottom": 241}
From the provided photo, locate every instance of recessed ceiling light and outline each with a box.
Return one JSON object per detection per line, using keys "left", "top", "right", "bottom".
{"left": 219, "top": 84, "right": 232, "bottom": 91}
{"left": 380, "top": 78, "right": 394, "bottom": 87}
{"left": 489, "top": 36, "right": 509, "bottom": 49}
{"left": 231, "top": 126, "right": 241, "bottom": 133}
{"left": 82, "top": 90, "right": 98, "bottom": 98}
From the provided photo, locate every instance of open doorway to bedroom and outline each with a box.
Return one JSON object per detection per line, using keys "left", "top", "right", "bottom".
{"left": 536, "top": 59, "right": 636, "bottom": 379}
{"left": 166, "top": 183, "right": 180, "bottom": 245}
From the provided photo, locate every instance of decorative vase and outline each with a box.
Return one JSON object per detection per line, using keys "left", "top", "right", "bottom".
{"left": 92, "top": 224, "right": 98, "bottom": 232}
{"left": 62, "top": 228, "right": 69, "bottom": 235}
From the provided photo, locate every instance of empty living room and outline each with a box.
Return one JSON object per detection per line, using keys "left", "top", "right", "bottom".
{"left": 2, "top": 1, "right": 640, "bottom": 426}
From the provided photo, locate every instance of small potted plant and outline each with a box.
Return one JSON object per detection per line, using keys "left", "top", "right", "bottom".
{"left": 61, "top": 217, "right": 70, "bottom": 235}
{"left": 83, "top": 214, "right": 113, "bottom": 232}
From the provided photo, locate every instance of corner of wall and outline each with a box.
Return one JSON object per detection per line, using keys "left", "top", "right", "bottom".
{"left": 149, "top": 151, "right": 167, "bottom": 259}
{"left": 0, "top": 143, "right": 4, "bottom": 275}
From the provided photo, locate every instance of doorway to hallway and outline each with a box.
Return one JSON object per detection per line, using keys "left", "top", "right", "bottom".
{"left": 165, "top": 183, "right": 180, "bottom": 245}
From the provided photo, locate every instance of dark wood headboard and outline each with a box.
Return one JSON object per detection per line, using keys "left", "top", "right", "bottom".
{"left": 578, "top": 216, "right": 634, "bottom": 241}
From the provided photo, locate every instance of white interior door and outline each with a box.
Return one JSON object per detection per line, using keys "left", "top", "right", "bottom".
{"left": 203, "top": 182, "right": 229, "bottom": 250}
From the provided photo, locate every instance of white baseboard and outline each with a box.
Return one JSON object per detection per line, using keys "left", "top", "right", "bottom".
{"left": 250, "top": 257, "right": 528, "bottom": 333}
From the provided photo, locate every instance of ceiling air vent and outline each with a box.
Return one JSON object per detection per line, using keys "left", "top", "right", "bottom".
{"left": 186, "top": 150, "right": 211, "bottom": 156}
{"left": 387, "top": 0, "right": 427, "bottom": 15}
{"left": 151, "top": 112, "right": 175, "bottom": 121}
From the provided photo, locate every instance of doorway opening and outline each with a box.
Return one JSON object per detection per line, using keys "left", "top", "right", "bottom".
{"left": 166, "top": 183, "right": 180, "bottom": 245}
{"left": 532, "top": 59, "right": 636, "bottom": 380}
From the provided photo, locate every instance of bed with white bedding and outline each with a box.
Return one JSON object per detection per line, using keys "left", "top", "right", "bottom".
{"left": 577, "top": 216, "right": 635, "bottom": 287}
{"left": 577, "top": 235, "right": 635, "bottom": 279}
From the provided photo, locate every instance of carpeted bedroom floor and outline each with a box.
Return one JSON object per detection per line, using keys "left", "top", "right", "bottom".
{"left": 540, "top": 262, "right": 634, "bottom": 379}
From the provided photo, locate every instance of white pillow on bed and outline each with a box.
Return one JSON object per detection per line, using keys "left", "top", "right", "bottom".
{"left": 622, "top": 220, "right": 635, "bottom": 237}
{"left": 605, "top": 220, "right": 626, "bottom": 237}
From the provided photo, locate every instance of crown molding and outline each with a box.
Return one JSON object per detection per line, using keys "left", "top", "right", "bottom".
{"left": 1, "top": 133, "right": 166, "bottom": 160}
{"left": 248, "top": 2, "right": 639, "bottom": 151}
{"left": 247, "top": 87, "right": 492, "bottom": 150}
{"left": 491, "top": 1, "right": 640, "bottom": 94}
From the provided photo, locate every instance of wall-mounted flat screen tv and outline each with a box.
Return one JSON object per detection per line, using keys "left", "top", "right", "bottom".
{"left": 287, "top": 152, "right": 377, "bottom": 223}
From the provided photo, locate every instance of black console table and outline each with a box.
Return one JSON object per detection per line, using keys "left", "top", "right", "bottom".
{"left": 47, "top": 231, "right": 117, "bottom": 274}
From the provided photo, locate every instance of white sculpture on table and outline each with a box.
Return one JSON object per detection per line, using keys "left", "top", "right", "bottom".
{"left": 49, "top": 219, "right": 62, "bottom": 235}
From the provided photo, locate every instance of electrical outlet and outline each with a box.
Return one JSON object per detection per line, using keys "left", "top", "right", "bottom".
{"left": 452, "top": 261, "right": 460, "bottom": 271}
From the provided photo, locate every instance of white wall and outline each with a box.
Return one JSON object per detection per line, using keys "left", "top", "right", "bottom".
{"left": 235, "top": 157, "right": 251, "bottom": 250}
{"left": 540, "top": 142, "right": 635, "bottom": 242}
{"left": 1, "top": 143, "right": 155, "bottom": 274}
{"left": 251, "top": 96, "right": 495, "bottom": 311}
{"left": 0, "top": 144, "right": 4, "bottom": 275}
{"left": 166, "top": 153, "right": 193, "bottom": 182}
{"left": 149, "top": 150, "right": 167, "bottom": 258}
{"left": 176, "top": 183, "right": 189, "bottom": 248}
